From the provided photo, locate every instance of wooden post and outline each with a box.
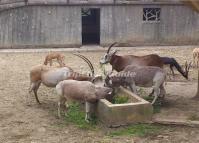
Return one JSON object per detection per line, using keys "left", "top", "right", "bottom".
{"left": 193, "top": 70, "right": 199, "bottom": 99}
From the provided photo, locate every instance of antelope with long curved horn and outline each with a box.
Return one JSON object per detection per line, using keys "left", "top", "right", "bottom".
{"left": 100, "top": 43, "right": 164, "bottom": 72}
{"left": 29, "top": 54, "right": 98, "bottom": 104}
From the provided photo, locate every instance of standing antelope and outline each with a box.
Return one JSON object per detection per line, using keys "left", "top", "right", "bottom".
{"left": 44, "top": 52, "right": 65, "bottom": 67}
{"left": 56, "top": 80, "right": 113, "bottom": 122}
{"left": 29, "top": 54, "right": 98, "bottom": 104}
{"left": 100, "top": 43, "right": 163, "bottom": 72}
{"left": 105, "top": 65, "right": 166, "bottom": 104}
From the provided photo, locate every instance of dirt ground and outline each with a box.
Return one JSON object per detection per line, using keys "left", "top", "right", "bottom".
{"left": 1, "top": 46, "right": 199, "bottom": 143}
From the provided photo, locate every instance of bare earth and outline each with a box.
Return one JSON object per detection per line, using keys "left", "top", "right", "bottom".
{"left": 1, "top": 46, "right": 199, "bottom": 143}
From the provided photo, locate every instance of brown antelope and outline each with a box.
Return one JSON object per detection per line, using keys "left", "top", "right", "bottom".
{"left": 44, "top": 52, "right": 65, "bottom": 67}
{"left": 100, "top": 43, "right": 164, "bottom": 72}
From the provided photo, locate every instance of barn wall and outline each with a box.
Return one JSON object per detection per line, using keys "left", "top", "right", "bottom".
{"left": 0, "top": 6, "right": 82, "bottom": 48}
{"left": 0, "top": 4, "right": 199, "bottom": 48}
{"left": 100, "top": 4, "right": 199, "bottom": 45}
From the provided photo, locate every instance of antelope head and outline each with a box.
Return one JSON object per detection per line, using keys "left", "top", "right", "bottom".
{"left": 103, "top": 69, "right": 115, "bottom": 87}
{"left": 100, "top": 42, "right": 118, "bottom": 64}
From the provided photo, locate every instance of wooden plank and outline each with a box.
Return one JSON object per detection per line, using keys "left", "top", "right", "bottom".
{"left": 153, "top": 118, "right": 199, "bottom": 128}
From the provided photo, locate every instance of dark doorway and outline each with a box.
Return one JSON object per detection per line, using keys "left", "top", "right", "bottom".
{"left": 82, "top": 8, "right": 100, "bottom": 45}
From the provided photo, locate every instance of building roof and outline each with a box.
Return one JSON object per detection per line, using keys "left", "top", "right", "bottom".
{"left": 0, "top": 0, "right": 199, "bottom": 12}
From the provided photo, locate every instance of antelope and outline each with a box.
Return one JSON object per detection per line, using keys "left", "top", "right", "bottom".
{"left": 56, "top": 80, "right": 113, "bottom": 122}
{"left": 161, "top": 57, "right": 191, "bottom": 79}
{"left": 104, "top": 65, "right": 166, "bottom": 104}
{"left": 29, "top": 54, "right": 99, "bottom": 104}
{"left": 100, "top": 43, "right": 164, "bottom": 72}
{"left": 44, "top": 52, "right": 65, "bottom": 67}
{"left": 193, "top": 48, "right": 199, "bottom": 67}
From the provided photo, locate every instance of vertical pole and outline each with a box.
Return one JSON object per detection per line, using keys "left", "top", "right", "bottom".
{"left": 197, "top": 70, "right": 199, "bottom": 97}
{"left": 193, "top": 70, "right": 199, "bottom": 99}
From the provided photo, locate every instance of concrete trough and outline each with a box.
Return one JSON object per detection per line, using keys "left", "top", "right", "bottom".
{"left": 96, "top": 87, "right": 153, "bottom": 127}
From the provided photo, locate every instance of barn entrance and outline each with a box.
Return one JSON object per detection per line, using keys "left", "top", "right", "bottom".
{"left": 82, "top": 8, "right": 100, "bottom": 45}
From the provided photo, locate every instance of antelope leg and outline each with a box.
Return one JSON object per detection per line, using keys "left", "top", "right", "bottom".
{"left": 50, "top": 60, "right": 52, "bottom": 66}
{"left": 57, "top": 59, "right": 62, "bottom": 67}
{"left": 85, "top": 102, "right": 91, "bottom": 122}
{"left": 151, "top": 86, "right": 159, "bottom": 105}
{"left": 148, "top": 89, "right": 154, "bottom": 97}
{"left": 33, "top": 81, "right": 41, "bottom": 104}
{"left": 129, "top": 82, "right": 137, "bottom": 95}
{"left": 160, "top": 85, "right": 166, "bottom": 99}
{"left": 58, "top": 96, "right": 67, "bottom": 118}
{"left": 58, "top": 101, "right": 61, "bottom": 118}
{"left": 170, "top": 65, "right": 175, "bottom": 78}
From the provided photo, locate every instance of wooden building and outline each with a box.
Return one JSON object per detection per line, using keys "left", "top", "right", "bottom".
{"left": 0, "top": 0, "right": 199, "bottom": 48}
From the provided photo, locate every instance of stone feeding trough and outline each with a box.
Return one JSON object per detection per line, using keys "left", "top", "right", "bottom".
{"left": 96, "top": 87, "right": 153, "bottom": 127}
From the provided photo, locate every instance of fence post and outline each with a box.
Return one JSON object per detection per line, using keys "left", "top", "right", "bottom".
{"left": 193, "top": 70, "right": 199, "bottom": 99}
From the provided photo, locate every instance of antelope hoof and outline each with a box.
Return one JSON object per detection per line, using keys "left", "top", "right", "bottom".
{"left": 85, "top": 113, "right": 90, "bottom": 123}
{"left": 34, "top": 95, "right": 41, "bottom": 104}
{"left": 85, "top": 119, "right": 90, "bottom": 123}
{"left": 151, "top": 95, "right": 158, "bottom": 105}
{"left": 36, "top": 100, "right": 41, "bottom": 105}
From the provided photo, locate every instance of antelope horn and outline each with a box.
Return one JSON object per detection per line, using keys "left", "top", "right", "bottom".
{"left": 75, "top": 54, "right": 94, "bottom": 75}
{"left": 185, "top": 61, "right": 188, "bottom": 72}
{"left": 189, "top": 61, "right": 192, "bottom": 68}
{"left": 73, "top": 53, "right": 94, "bottom": 77}
{"left": 185, "top": 61, "right": 187, "bottom": 67}
{"left": 187, "top": 61, "right": 192, "bottom": 72}
{"left": 107, "top": 42, "right": 118, "bottom": 53}
{"left": 184, "top": 61, "right": 191, "bottom": 70}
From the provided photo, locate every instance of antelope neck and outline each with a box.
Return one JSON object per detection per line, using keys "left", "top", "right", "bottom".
{"left": 110, "top": 55, "right": 120, "bottom": 65}
{"left": 109, "top": 55, "right": 123, "bottom": 72}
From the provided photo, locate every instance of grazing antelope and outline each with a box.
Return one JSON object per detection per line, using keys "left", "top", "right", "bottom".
{"left": 100, "top": 43, "right": 163, "bottom": 72}
{"left": 104, "top": 65, "right": 166, "bottom": 104}
{"left": 44, "top": 52, "right": 65, "bottom": 67}
{"left": 56, "top": 80, "right": 113, "bottom": 122}
{"left": 193, "top": 48, "right": 199, "bottom": 67}
{"left": 161, "top": 57, "right": 191, "bottom": 79}
{"left": 29, "top": 54, "right": 99, "bottom": 104}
